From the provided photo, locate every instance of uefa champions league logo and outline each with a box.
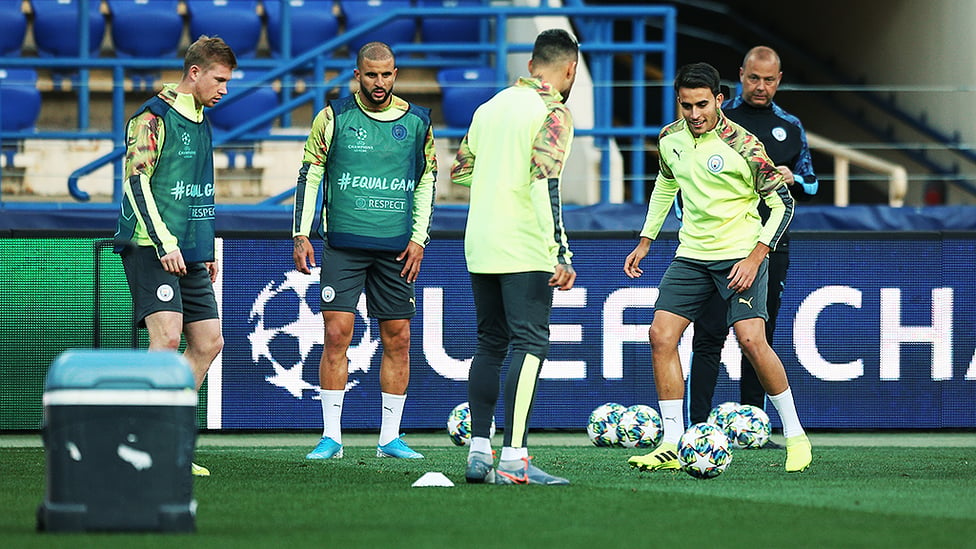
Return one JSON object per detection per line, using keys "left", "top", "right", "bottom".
{"left": 247, "top": 268, "right": 380, "bottom": 398}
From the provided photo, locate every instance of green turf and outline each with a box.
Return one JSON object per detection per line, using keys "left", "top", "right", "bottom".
{"left": 2, "top": 439, "right": 975, "bottom": 548}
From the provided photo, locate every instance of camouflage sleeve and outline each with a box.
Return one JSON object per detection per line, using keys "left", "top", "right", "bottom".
{"left": 293, "top": 106, "right": 334, "bottom": 237}
{"left": 739, "top": 130, "right": 793, "bottom": 249}
{"left": 529, "top": 104, "right": 574, "bottom": 265}
{"left": 123, "top": 111, "right": 178, "bottom": 256}
{"left": 411, "top": 124, "right": 437, "bottom": 247}
{"left": 529, "top": 103, "right": 573, "bottom": 181}
{"left": 451, "top": 132, "right": 475, "bottom": 187}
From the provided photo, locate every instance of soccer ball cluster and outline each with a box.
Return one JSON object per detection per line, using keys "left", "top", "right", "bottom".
{"left": 446, "top": 401, "right": 495, "bottom": 446}
{"left": 675, "top": 402, "right": 773, "bottom": 479}
{"left": 707, "top": 401, "right": 772, "bottom": 449}
{"left": 586, "top": 402, "right": 663, "bottom": 449}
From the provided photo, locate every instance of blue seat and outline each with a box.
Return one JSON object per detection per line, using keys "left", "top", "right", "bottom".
{"left": 338, "top": 0, "right": 415, "bottom": 54}
{"left": 264, "top": 0, "right": 340, "bottom": 60}
{"left": 31, "top": 0, "right": 106, "bottom": 57}
{"left": 106, "top": 0, "right": 183, "bottom": 58}
{"left": 0, "top": 68, "right": 41, "bottom": 132}
{"left": 437, "top": 67, "right": 498, "bottom": 128}
{"left": 0, "top": 6, "right": 27, "bottom": 56}
{"left": 186, "top": 0, "right": 261, "bottom": 59}
{"left": 105, "top": 0, "right": 183, "bottom": 90}
{"left": 417, "top": 0, "right": 485, "bottom": 60}
{"left": 207, "top": 70, "right": 279, "bottom": 136}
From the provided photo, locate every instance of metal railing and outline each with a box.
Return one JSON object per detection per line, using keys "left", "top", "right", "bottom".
{"left": 0, "top": 1, "right": 677, "bottom": 206}
{"left": 806, "top": 132, "right": 908, "bottom": 207}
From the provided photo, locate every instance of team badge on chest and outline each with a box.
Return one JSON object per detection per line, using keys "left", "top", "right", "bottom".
{"left": 706, "top": 154, "right": 724, "bottom": 173}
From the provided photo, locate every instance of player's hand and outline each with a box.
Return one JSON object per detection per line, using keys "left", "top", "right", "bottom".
{"left": 159, "top": 249, "right": 187, "bottom": 276}
{"left": 293, "top": 235, "right": 316, "bottom": 274}
{"left": 205, "top": 261, "right": 218, "bottom": 283}
{"left": 623, "top": 238, "right": 652, "bottom": 278}
{"left": 397, "top": 241, "right": 424, "bottom": 283}
{"left": 777, "top": 165, "right": 795, "bottom": 186}
{"left": 726, "top": 259, "right": 757, "bottom": 292}
{"left": 549, "top": 263, "right": 576, "bottom": 291}
{"left": 728, "top": 244, "right": 770, "bottom": 292}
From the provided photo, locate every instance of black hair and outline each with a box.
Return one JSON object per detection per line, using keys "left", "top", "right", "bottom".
{"left": 674, "top": 62, "right": 721, "bottom": 96}
{"left": 531, "top": 29, "right": 579, "bottom": 67}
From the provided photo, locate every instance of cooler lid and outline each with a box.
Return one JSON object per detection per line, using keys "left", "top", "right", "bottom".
{"left": 45, "top": 350, "right": 196, "bottom": 391}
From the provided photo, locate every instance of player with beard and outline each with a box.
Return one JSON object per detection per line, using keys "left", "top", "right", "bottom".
{"left": 292, "top": 42, "right": 437, "bottom": 461}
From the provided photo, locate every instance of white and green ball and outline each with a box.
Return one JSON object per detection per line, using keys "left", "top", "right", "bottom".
{"left": 706, "top": 401, "right": 741, "bottom": 433}
{"left": 678, "top": 422, "right": 733, "bottom": 479}
{"left": 586, "top": 402, "right": 626, "bottom": 447}
{"left": 723, "top": 404, "right": 771, "bottom": 449}
{"left": 615, "top": 404, "right": 664, "bottom": 449}
{"left": 446, "top": 401, "right": 495, "bottom": 446}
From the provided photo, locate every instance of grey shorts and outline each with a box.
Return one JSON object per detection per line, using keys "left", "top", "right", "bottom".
{"left": 654, "top": 257, "right": 769, "bottom": 328}
{"left": 318, "top": 241, "right": 415, "bottom": 320}
{"left": 121, "top": 245, "right": 219, "bottom": 328}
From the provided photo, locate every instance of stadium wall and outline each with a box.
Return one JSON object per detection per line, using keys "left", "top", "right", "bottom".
{"left": 756, "top": 0, "right": 976, "bottom": 203}
{"left": 2, "top": 229, "right": 974, "bottom": 432}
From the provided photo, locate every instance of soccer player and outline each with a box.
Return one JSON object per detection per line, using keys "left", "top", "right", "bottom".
{"left": 292, "top": 42, "right": 436, "bottom": 461}
{"left": 687, "top": 46, "right": 819, "bottom": 439}
{"left": 623, "top": 62, "right": 812, "bottom": 473}
{"left": 451, "top": 29, "right": 579, "bottom": 485}
{"left": 114, "top": 36, "right": 237, "bottom": 477}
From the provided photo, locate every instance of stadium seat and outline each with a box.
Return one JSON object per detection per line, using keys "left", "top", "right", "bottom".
{"left": 207, "top": 69, "right": 279, "bottom": 136}
{"left": 264, "top": 0, "right": 340, "bottom": 60}
{"left": 31, "top": 0, "right": 106, "bottom": 57}
{"left": 338, "top": 0, "right": 415, "bottom": 54}
{"left": 186, "top": 0, "right": 262, "bottom": 59}
{"left": 0, "top": 6, "right": 27, "bottom": 56}
{"left": 417, "top": 0, "right": 486, "bottom": 60}
{"left": 105, "top": 0, "right": 183, "bottom": 90}
{"left": 0, "top": 68, "right": 41, "bottom": 132}
{"left": 106, "top": 0, "right": 183, "bottom": 58}
{"left": 436, "top": 67, "right": 498, "bottom": 128}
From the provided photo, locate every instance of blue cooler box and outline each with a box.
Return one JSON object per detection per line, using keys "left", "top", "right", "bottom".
{"left": 37, "top": 350, "right": 199, "bottom": 532}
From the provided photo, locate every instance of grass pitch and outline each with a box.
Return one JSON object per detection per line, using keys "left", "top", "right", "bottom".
{"left": 2, "top": 432, "right": 974, "bottom": 548}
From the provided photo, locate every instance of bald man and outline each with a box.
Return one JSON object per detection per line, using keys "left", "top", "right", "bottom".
{"left": 293, "top": 42, "right": 437, "bottom": 461}
{"left": 686, "top": 46, "right": 819, "bottom": 444}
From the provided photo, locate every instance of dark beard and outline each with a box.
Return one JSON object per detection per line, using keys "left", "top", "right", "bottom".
{"left": 362, "top": 87, "right": 391, "bottom": 106}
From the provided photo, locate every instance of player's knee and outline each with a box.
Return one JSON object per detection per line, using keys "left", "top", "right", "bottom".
{"left": 648, "top": 324, "right": 678, "bottom": 352}
{"left": 324, "top": 324, "right": 354, "bottom": 349}
{"left": 736, "top": 335, "right": 766, "bottom": 362}
{"left": 204, "top": 334, "right": 224, "bottom": 360}
{"left": 151, "top": 333, "right": 182, "bottom": 351}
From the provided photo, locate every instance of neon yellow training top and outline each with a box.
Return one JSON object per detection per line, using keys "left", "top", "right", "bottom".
{"left": 451, "top": 77, "right": 574, "bottom": 274}
{"left": 640, "top": 110, "right": 794, "bottom": 260}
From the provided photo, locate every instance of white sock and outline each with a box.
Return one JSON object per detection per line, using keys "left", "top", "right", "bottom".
{"left": 378, "top": 392, "right": 406, "bottom": 446}
{"left": 769, "top": 387, "right": 805, "bottom": 439}
{"left": 469, "top": 436, "right": 492, "bottom": 455}
{"left": 320, "top": 389, "right": 344, "bottom": 443}
{"left": 500, "top": 446, "right": 528, "bottom": 461}
{"left": 659, "top": 399, "right": 685, "bottom": 445}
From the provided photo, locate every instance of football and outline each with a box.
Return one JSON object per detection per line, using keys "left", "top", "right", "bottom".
{"left": 723, "top": 404, "right": 772, "bottom": 449}
{"left": 706, "top": 401, "right": 741, "bottom": 433}
{"left": 615, "top": 404, "right": 664, "bottom": 448}
{"left": 678, "top": 422, "right": 733, "bottom": 479}
{"left": 586, "top": 402, "right": 626, "bottom": 447}
{"left": 446, "top": 401, "right": 495, "bottom": 446}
